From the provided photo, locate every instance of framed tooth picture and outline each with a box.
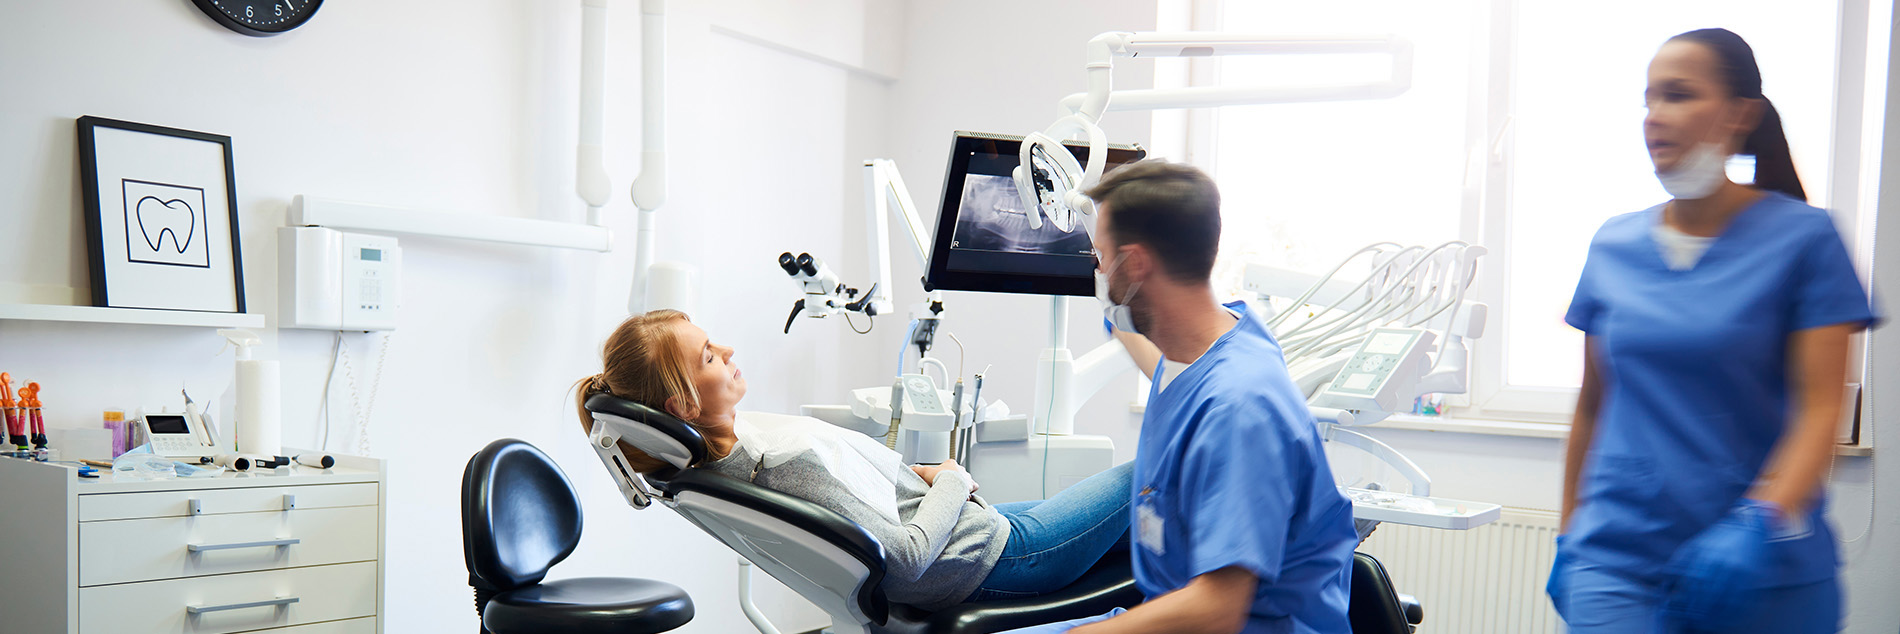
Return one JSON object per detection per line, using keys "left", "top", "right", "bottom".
{"left": 77, "top": 116, "right": 246, "bottom": 313}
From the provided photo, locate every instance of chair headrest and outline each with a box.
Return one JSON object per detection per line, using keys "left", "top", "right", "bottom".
{"left": 584, "top": 391, "right": 709, "bottom": 469}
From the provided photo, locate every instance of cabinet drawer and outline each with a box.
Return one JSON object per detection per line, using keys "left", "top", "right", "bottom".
{"left": 249, "top": 617, "right": 377, "bottom": 634}
{"left": 81, "top": 483, "right": 378, "bottom": 521}
{"left": 81, "top": 505, "right": 379, "bottom": 586}
{"left": 80, "top": 561, "right": 377, "bottom": 634}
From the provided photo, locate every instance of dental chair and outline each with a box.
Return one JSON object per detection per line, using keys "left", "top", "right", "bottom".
{"left": 582, "top": 393, "right": 1424, "bottom": 634}
{"left": 583, "top": 392, "right": 1143, "bottom": 634}
{"left": 462, "top": 439, "right": 695, "bottom": 634}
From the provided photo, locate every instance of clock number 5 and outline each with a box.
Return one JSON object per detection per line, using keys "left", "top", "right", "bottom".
{"left": 276, "top": 4, "right": 284, "bottom": 16}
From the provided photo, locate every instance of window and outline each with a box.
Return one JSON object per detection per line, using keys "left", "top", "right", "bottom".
{"left": 1152, "top": 0, "right": 1886, "bottom": 421}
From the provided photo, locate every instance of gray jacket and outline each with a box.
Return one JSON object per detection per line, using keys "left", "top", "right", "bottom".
{"left": 699, "top": 413, "right": 1010, "bottom": 611}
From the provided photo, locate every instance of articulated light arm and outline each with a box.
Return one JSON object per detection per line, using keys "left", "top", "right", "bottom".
{"left": 1017, "top": 31, "right": 1414, "bottom": 237}
{"left": 863, "top": 159, "right": 935, "bottom": 318}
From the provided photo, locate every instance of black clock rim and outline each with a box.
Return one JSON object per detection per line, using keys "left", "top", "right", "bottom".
{"left": 190, "top": 0, "right": 324, "bottom": 37}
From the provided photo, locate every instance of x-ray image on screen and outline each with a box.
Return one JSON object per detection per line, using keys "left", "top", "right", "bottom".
{"left": 949, "top": 174, "right": 1094, "bottom": 256}
{"left": 925, "top": 131, "right": 1145, "bottom": 297}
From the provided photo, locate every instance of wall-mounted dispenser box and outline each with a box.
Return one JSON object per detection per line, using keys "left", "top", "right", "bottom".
{"left": 278, "top": 226, "right": 401, "bottom": 331}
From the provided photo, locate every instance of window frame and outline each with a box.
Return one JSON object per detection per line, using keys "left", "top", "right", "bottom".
{"left": 1156, "top": 0, "right": 1883, "bottom": 424}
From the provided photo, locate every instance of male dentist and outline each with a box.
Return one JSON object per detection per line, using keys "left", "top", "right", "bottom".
{"left": 1003, "top": 160, "right": 1358, "bottom": 634}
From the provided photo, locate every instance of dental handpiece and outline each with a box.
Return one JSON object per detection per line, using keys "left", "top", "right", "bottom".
{"left": 963, "top": 372, "right": 986, "bottom": 468}
{"left": 948, "top": 379, "right": 965, "bottom": 462}
{"left": 886, "top": 380, "right": 905, "bottom": 450}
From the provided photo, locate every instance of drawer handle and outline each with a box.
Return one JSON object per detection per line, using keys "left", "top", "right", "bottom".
{"left": 187, "top": 538, "right": 302, "bottom": 552}
{"left": 186, "top": 596, "right": 300, "bottom": 615}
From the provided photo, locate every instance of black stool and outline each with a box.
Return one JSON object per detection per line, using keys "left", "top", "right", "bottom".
{"left": 462, "top": 439, "right": 694, "bottom": 634}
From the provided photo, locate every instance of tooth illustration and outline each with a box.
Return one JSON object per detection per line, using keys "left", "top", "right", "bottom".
{"left": 134, "top": 196, "right": 196, "bottom": 254}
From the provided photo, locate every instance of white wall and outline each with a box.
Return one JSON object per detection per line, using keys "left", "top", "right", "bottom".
{"left": 0, "top": 1, "right": 903, "bottom": 631}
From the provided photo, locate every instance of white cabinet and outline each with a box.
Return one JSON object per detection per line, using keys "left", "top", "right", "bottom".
{"left": 0, "top": 452, "right": 385, "bottom": 634}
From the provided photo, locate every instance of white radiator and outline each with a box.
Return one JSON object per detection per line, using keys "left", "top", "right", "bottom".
{"left": 1357, "top": 508, "right": 1563, "bottom": 634}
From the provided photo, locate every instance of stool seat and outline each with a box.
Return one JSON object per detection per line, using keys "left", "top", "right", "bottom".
{"left": 482, "top": 576, "right": 693, "bottom": 634}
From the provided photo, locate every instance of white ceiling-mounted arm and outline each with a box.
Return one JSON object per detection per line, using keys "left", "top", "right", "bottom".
{"left": 1064, "top": 32, "right": 1414, "bottom": 114}
{"left": 578, "top": 0, "right": 613, "bottom": 223}
{"left": 628, "top": 0, "right": 669, "bottom": 314}
{"left": 1018, "top": 31, "right": 1414, "bottom": 237}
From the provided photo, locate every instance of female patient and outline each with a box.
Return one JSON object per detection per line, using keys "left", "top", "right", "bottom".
{"left": 575, "top": 309, "right": 1133, "bottom": 611}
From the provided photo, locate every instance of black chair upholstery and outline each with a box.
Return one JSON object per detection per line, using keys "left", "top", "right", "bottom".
{"left": 1349, "top": 552, "right": 1422, "bottom": 634}
{"left": 462, "top": 439, "right": 694, "bottom": 634}
{"left": 586, "top": 392, "right": 708, "bottom": 469}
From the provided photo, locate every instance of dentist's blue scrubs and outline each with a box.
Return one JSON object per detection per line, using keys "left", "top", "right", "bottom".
{"left": 999, "top": 302, "right": 1358, "bottom": 633}
{"left": 1558, "top": 192, "right": 1877, "bottom": 633}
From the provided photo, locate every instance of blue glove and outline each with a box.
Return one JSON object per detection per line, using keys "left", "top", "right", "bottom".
{"left": 1661, "top": 499, "right": 1781, "bottom": 630}
{"left": 1545, "top": 534, "right": 1572, "bottom": 620}
{"left": 1104, "top": 316, "right": 1116, "bottom": 336}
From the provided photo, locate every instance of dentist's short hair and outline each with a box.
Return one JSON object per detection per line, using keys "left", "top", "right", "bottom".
{"left": 1085, "top": 159, "right": 1222, "bottom": 283}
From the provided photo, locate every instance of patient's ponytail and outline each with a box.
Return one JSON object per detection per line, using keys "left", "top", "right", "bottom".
{"left": 574, "top": 310, "right": 703, "bottom": 475}
{"left": 1668, "top": 28, "right": 1807, "bottom": 201}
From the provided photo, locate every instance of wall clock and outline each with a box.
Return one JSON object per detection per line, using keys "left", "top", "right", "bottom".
{"left": 191, "top": 0, "right": 323, "bottom": 37}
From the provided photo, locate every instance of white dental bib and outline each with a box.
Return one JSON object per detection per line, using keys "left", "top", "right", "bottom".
{"left": 735, "top": 411, "right": 902, "bottom": 524}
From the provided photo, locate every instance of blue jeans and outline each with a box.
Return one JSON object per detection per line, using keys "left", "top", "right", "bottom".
{"left": 968, "top": 461, "right": 1135, "bottom": 602}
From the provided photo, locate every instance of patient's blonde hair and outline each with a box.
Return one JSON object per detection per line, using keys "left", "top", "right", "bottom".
{"left": 574, "top": 309, "right": 702, "bottom": 474}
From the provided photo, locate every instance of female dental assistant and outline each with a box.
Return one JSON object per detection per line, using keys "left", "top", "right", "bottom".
{"left": 1548, "top": 28, "right": 1878, "bottom": 634}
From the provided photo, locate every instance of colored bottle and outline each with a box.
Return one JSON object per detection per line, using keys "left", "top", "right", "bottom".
{"left": 103, "top": 410, "right": 128, "bottom": 457}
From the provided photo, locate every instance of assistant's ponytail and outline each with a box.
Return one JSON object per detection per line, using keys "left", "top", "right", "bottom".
{"left": 1744, "top": 98, "right": 1806, "bottom": 201}
{"left": 1669, "top": 28, "right": 1808, "bottom": 201}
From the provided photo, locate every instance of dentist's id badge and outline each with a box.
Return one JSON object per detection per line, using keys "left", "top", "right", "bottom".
{"left": 1137, "top": 500, "right": 1166, "bottom": 555}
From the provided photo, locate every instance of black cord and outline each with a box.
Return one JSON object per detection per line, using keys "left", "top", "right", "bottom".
{"left": 844, "top": 311, "right": 874, "bottom": 334}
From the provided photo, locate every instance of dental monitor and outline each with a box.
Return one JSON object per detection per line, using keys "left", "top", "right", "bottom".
{"left": 925, "top": 131, "right": 1146, "bottom": 297}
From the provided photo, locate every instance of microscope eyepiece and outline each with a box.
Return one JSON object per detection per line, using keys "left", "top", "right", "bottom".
{"left": 778, "top": 252, "right": 800, "bottom": 276}
{"left": 796, "top": 253, "right": 820, "bottom": 277}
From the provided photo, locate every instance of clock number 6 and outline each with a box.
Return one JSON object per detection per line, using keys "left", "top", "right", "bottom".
{"left": 244, "top": 6, "right": 253, "bottom": 18}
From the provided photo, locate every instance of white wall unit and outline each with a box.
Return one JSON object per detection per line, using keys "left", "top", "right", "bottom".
{"left": 289, "top": 196, "right": 612, "bottom": 253}
{"left": 0, "top": 453, "right": 386, "bottom": 634}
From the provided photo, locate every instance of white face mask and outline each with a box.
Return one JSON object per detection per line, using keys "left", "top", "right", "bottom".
{"left": 1656, "top": 105, "right": 1735, "bottom": 200}
{"left": 1095, "top": 253, "right": 1142, "bottom": 335}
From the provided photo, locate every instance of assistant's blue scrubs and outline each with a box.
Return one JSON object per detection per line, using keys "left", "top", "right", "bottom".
{"left": 998, "top": 303, "right": 1357, "bottom": 634}
{"left": 1559, "top": 193, "right": 1877, "bottom": 633}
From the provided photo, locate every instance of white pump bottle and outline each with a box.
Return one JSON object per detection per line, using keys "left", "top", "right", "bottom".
{"left": 218, "top": 329, "right": 282, "bottom": 457}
